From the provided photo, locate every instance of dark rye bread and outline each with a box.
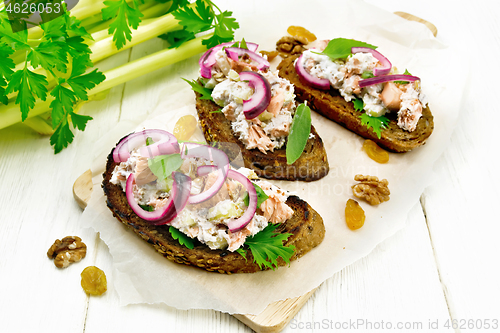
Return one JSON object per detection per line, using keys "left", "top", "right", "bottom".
{"left": 277, "top": 55, "right": 434, "bottom": 153}
{"left": 196, "top": 92, "right": 329, "bottom": 182}
{"left": 102, "top": 137, "right": 325, "bottom": 274}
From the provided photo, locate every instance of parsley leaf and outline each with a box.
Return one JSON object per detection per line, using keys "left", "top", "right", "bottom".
{"left": 171, "top": 0, "right": 239, "bottom": 49}
{"left": 169, "top": 226, "right": 195, "bottom": 249}
{"left": 359, "top": 113, "right": 389, "bottom": 139}
{"left": 286, "top": 103, "right": 312, "bottom": 165}
{"left": 353, "top": 98, "right": 364, "bottom": 112}
{"left": 317, "top": 38, "right": 377, "bottom": 60}
{"left": 239, "top": 223, "right": 295, "bottom": 270}
{"left": 243, "top": 183, "right": 270, "bottom": 208}
{"left": 174, "top": 0, "right": 213, "bottom": 33}
{"left": 148, "top": 154, "right": 184, "bottom": 181}
{"left": 50, "top": 118, "right": 74, "bottom": 153}
{"left": 182, "top": 78, "right": 214, "bottom": 100}
{"left": 6, "top": 68, "right": 48, "bottom": 121}
{"left": 102, "top": 0, "right": 144, "bottom": 49}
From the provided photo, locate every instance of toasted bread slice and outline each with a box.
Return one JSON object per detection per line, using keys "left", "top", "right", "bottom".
{"left": 196, "top": 92, "right": 329, "bottom": 182}
{"left": 277, "top": 55, "right": 434, "bottom": 153}
{"left": 102, "top": 136, "right": 325, "bottom": 274}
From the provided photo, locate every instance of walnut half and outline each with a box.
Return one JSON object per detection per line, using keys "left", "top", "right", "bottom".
{"left": 352, "top": 175, "right": 390, "bottom": 205}
{"left": 276, "top": 36, "right": 308, "bottom": 57}
{"left": 47, "top": 236, "right": 87, "bottom": 268}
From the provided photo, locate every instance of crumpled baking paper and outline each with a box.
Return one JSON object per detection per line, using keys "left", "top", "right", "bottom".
{"left": 79, "top": 0, "right": 466, "bottom": 315}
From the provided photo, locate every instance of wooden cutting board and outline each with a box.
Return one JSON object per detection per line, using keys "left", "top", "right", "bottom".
{"left": 72, "top": 13, "right": 436, "bottom": 332}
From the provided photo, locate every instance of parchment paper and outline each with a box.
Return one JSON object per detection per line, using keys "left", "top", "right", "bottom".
{"left": 79, "top": 0, "right": 467, "bottom": 315}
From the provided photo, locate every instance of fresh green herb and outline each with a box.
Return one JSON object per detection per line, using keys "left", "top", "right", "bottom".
{"left": 361, "top": 71, "right": 375, "bottom": 79}
{"left": 0, "top": 0, "right": 239, "bottom": 153}
{"left": 394, "top": 69, "right": 412, "bottom": 84}
{"left": 243, "top": 182, "right": 270, "bottom": 208}
{"left": 237, "top": 223, "right": 295, "bottom": 270}
{"left": 352, "top": 98, "right": 364, "bottom": 112}
{"left": 229, "top": 38, "right": 248, "bottom": 49}
{"left": 209, "top": 109, "right": 222, "bottom": 113}
{"left": 182, "top": 78, "right": 213, "bottom": 100}
{"left": 102, "top": 0, "right": 144, "bottom": 50}
{"left": 148, "top": 153, "right": 184, "bottom": 181}
{"left": 168, "top": 0, "right": 239, "bottom": 48}
{"left": 315, "top": 38, "right": 377, "bottom": 60}
{"left": 359, "top": 113, "right": 389, "bottom": 139}
{"left": 286, "top": 103, "right": 311, "bottom": 165}
{"left": 146, "top": 136, "right": 154, "bottom": 146}
{"left": 139, "top": 204, "right": 154, "bottom": 212}
{"left": 169, "top": 226, "right": 194, "bottom": 249}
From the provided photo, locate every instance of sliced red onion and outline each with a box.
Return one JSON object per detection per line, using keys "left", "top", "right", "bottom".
{"left": 113, "top": 129, "right": 179, "bottom": 163}
{"left": 125, "top": 172, "right": 191, "bottom": 225}
{"left": 295, "top": 53, "right": 330, "bottom": 90}
{"left": 351, "top": 47, "right": 392, "bottom": 76}
{"left": 197, "top": 166, "right": 257, "bottom": 233}
{"left": 224, "top": 47, "right": 270, "bottom": 71}
{"left": 199, "top": 42, "right": 260, "bottom": 79}
{"left": 358, "top": 74, "right": 421, "bottom": 88}
{"left": 139, "top": 131, "right": 179, "bottom": 158}
{"left": 181, "top": 142, "right": 230, "bottom": 204}
{"left": 239, "top": 71, "right": 272, "bottom": 119}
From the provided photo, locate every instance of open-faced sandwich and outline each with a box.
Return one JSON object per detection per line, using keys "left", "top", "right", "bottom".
{"left": 102, "top": 129, "right": 325, "bottom": 273}
{"left": 277, "top": 38, "right": 433, "bottom": 152}
{"left": 187, "top": 41, "right": 329, "bottom": 181}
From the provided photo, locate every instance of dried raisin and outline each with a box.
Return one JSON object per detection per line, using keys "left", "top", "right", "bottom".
{"left": 287, "top": 26, "right": 317, "bottom": 42}
{"left": 363, "top": 140, "right": 389, "bottom": 164}
{"left": 81, "top": 266, "right": 107, "bottom": 296}
{"left": 173, "top": 115, "right": 197, "bottom": 141}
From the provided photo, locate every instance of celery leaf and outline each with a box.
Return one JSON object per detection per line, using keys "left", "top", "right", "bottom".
{"left": 102, "top": 0, "right": 144, "bottom": 49}
{"left": 50, "top": 119, "right": 74, "bottom": 154}
{"left": 6, "top": 68, "right": 48, "bottom": 121}
{"left": 173, "top": 0, "right": 213, "bottom": 33}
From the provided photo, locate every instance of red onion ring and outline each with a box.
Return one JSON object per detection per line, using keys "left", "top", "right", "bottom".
{"left": 113, "top": 129, "right": 180, "bottom": 163}
{"left": 351, "top": 47, "right": 392, "bottom": 76}
{"left": 295, "top": 53, "right": 330, "bottom": 90}
{"left": 181, "top": 142, "right": 230, "bottom": 204}
{"left": 239, "top": 71, "right": 272, "bottom": 119}
{"left": 224, "top": 47, "right": 270, "bottom": 71}
{"left": 358, "top": 74, "right": 421, "bottom": 88}
{"left": 197, "top": 166, "right": 257, "bottom": 232}
{"left": 199, "top": 42, "right": 260, "bottom": 79}
{"left": 125, "top": 172, "right": 192, "bottom": 225}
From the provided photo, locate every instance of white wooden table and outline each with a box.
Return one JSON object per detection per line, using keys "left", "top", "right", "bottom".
{"left": 1, "top": 0, "right": 499, "bottom": 332}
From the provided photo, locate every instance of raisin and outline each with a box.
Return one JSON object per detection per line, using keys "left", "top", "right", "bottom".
{"left": 81, "top": 266, "right": 107, "bottom": 296}
{"left": 287, "top": 26, "right": 317, "bottom": 43}
{"left": 363, "top": 140, "right": 389, "bottom": 164}
{"left": 173, "top": 115, "right": 197, "bottom": 141}
{"left": 260, "top": 50, "right": 279, "bottom": 62}
{"left": 345, "top": 199, "right": 365, "bottom": 230}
